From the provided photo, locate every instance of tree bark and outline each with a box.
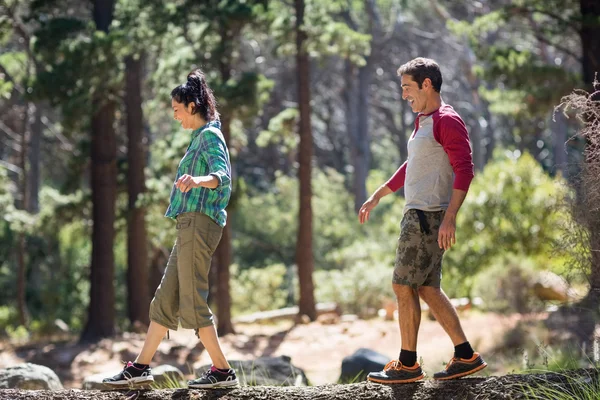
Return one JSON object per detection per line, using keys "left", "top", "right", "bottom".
{"left": 552, "top": 111, "right": 569, "bottom": 175}
{"left": 214, "top": 115, "right": 235, "bottom": 336}
{"left": 16, "top": 103, "right": 30, "bottom": 327}
{"left": 353, "top": 63, "right": 371, "bottom": 211}
{"left": 580, "top": 0, "right": 600, "bottom": 89}
{"left": 294, "top": 0, "right": 317, "bottom": 321}
{"left": 580, "top": 0, "right": 600, "bottom": 298}
{"left": 125, "top": 53, "right": 150, "bottom": 328}
{"left": 344, "top": 61, "right": 360, "bottom": 206}
{"left": 81, "top": 0, "right": 117, "bottom": 342}
{"left": 210, "top": 23, "right": 236, "bottom": 336}
{"left": 27, "top": 104, "right": 41, "bottom": 213}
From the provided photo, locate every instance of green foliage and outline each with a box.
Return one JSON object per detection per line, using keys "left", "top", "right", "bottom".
{"left": 522, "top": 369, "right": 600, "bottom": 400}
{"left": 264, "top": 0, "right": 371, "bottom": 65}
{"left": 448, "top": 0, "right": 582, "bottom": 118}
{"left": 315, "top": 261, "right": 392, "bottom": 317}
{"left": 443, "top": 151, "right": 575, "bottom": 298}
{"left": 473, "top": 255, "right": 543, "bottom": 314}
{"left": 230, "top": 263, "right": 289, "bottom": 315}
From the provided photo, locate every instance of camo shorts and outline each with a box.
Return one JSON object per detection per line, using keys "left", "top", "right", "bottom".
{"left": 393, "top": 209, "right": 446, "bottom": 288}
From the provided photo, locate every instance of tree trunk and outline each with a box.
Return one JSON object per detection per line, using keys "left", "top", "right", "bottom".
{"left": 17, "top": 102, "right": 31, "bottom": 327}
{"left": 483, "top": 105, "right": 495, "bottom": 165}
{"left": 295, "top": 0, "right": 317, "bottom": 321}
{"left": 125, "top": 53, "right": 149, "bottom": 328}
{"left": 552, "top": 112, "right": 569, "bottom": 175}
{"left": 214, "top": 115, "right": 234, "bottom": 336}
{"left": 580, "top": 0, "right": 600, "bottom": 89}
{"left": 81, "top": 0, "right": 117, "bottom": 342}
{"left": 344, "top": 61, "right": 360, "bottom": 206}
{"left": 27, "top": 104, "right": 41, "bottom": 213}
{"left": 580, "top": 0, "right": 600, "bottom": 297}
{"left": 353, "top": 63, "right": 371, "bottom": 211}
{"left": 81, "top": 98, "right": 117, "bottom": 342}
{"left": 210, "top": 24, "right": 236, "bottom": 336}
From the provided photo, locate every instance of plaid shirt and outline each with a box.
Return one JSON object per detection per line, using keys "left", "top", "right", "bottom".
{"left": 165, "top": 120, "right": 231, "bottom": 227}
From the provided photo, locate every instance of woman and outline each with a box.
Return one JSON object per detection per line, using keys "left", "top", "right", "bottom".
{"left": 103, "top": 69, "right": 238, "bottom": 389}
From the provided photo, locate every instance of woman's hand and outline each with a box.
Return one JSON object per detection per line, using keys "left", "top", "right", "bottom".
{"left": 176, "top": 174, "right": 201, "bottom": 192}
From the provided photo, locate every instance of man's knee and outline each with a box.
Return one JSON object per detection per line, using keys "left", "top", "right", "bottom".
{"left": 393, "top": 283, "right": 417, "bottom": 300}
{"left": 418, "top": 285, "right": 441, "bottom": 301}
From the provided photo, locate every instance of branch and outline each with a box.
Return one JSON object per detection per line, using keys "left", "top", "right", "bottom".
{"left": 0, "top": 63, "right": 23, "bottom": 93}
{"left": 4, "top": 5, "right": 40, "bottom": 70}
{"left": 0, "top": 159, "right": 23, "bottom": 174}
{"left": 0, "top": 120, "right": 21, "bottom": 142}
{"left": 532, "top": 33, "right": 580, "bottom": 60}
{"left": 510, "top": 6, "right": 579, "bottom": 32}
{"left": 428, "top": 0, "right": 455, "bottom": 23}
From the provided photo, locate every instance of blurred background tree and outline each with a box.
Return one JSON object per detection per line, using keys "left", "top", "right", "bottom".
{"left": 0, "top": 0, "right": 597, "bottom": 348}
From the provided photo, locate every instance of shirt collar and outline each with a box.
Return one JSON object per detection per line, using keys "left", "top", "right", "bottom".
{"left": 191, "top": 120, "right": 221, "bottom": 140}
{"left": 417, "top": 101, "right": 446, "bottom": 119}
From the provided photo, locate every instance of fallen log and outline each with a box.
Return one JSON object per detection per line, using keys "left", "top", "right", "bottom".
{"left": 232, "top": 302, "right": 341, "bottom": 324}
{"left": 1, "top": 369, "right": 598, "bottom": 400}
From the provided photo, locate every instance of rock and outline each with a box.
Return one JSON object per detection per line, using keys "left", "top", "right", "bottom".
{"left": 196, "top": 356, "right": 308, "bottom": 386}
{"left": 152, "top": 365, "right": 185, "bottom": 386}
{"left": 316, "top": 312, "right": 340, "bottom": 325}
{"left": 532, "top": 271, "right": 573, "bottom": 302}
{"left": 339, "top": 348, "right": 388, "bottom": 383}
{"left": 0, "top": 363, "right": 63, "bottom": 390}
{"left": 82, "top": 372, "right": 108, "bottom": 390}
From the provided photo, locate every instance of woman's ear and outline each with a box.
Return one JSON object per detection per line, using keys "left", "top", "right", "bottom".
{"left": 187, "top": 102, "right": 195, "bottom": 114}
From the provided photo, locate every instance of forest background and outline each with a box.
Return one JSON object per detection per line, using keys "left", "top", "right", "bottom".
{"left": 1, "top": 0, "right": 599, "bottom": 383}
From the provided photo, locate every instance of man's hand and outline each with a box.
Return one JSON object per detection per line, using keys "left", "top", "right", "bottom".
{"left": 438, "top": 213, "right": 457, "bottom": 250}
{"left": 176, "top": 174, "right": 202, "bottom": 192}
{"left": 358, "top": 197, "right": 380, "bottom": 224}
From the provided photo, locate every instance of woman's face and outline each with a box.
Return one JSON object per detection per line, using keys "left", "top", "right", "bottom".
{"left": 171, "top": 99, "right": 195, "bottom": 129}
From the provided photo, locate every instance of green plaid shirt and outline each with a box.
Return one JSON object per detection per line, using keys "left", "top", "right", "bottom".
{"left": 165, "top": 120, "right": 231, "bottom": 227}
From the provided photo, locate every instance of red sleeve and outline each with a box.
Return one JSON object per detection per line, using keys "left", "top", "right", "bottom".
{"left": 433, "top": 114, "right": 474, "bottom": 191}
{"left": 385, "top": 161, "right": 407, "bottom": 192}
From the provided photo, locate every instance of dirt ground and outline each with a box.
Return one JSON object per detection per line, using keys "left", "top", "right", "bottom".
{"left": 0, "top": 312, "right": 530, "bottom": 388}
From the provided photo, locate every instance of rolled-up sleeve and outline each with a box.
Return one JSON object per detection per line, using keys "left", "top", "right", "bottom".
{"left": 201, "top": 130, "right": 231, "bottom": 190}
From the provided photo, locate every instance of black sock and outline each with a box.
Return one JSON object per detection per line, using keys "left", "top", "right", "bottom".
{"left": 215, "top": 367, "right": 231, "bottom": 373}
{"left": 454, "top": 341, "right": 474, "bottom": 359}
{"left": 133, "top": 363, "right": 149, "bottom": 369}
{"left": 399, "top": 349, "right": 417, "bottom": 367}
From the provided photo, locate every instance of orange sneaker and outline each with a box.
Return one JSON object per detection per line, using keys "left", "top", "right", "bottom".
{"left": 367, "top": 360, "right": 425, "bottom": 384}
{"left": 433, "top": 352, "right": 487, "bottom": 380}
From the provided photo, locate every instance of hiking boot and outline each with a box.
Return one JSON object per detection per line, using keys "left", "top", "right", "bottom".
{"left": 102, "top": 361, "right": 154, "bottom": 387}
{"left": 188, "top": 366, "right": 239, "bottom": 389}
{"left": 367, "top": 360, "right": 425, "bottom": 384}
{"left": 433, "top": 352, "right": 487, "bottom": 380}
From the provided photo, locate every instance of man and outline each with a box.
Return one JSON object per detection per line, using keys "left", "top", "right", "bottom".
{"left": 359, "top": 57, "right": 487, "bottom": 384}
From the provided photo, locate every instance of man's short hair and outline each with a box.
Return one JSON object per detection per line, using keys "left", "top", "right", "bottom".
{"left": 397, "top": 58, "right": 442, "bottom": 93}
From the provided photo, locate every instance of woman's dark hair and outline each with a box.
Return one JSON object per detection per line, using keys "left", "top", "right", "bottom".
{"left": 397, "top": 57, "right": 443, "bottom": 93}
{"left": 171, "top": 69, "right": 219, "bottom": 121}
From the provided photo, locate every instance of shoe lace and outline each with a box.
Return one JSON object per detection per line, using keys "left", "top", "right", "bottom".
{"left": 201, "top": 368, "right": 213, "bottom": 379}
{"left": 384, "top": 360, "right": 404, "bottom": 371}
{"left": 445, "top": 357, "right": 457, "bottom": 370}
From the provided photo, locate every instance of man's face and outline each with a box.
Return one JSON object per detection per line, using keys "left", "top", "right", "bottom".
{"left": 401, "top": 74, "right": 427, "bottom": 113}
{"left": 171, "top": 99, "right": 195, "bottom": 129}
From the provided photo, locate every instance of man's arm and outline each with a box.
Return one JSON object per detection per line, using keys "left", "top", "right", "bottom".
{"left": 358, "top": 184, "right": 393, "bottom": 224}
{"left": 434, "top": 114, "right": 474, "bottom": 250}
{"left": 438, "top": 189, "right": 467, "bottom": 250}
